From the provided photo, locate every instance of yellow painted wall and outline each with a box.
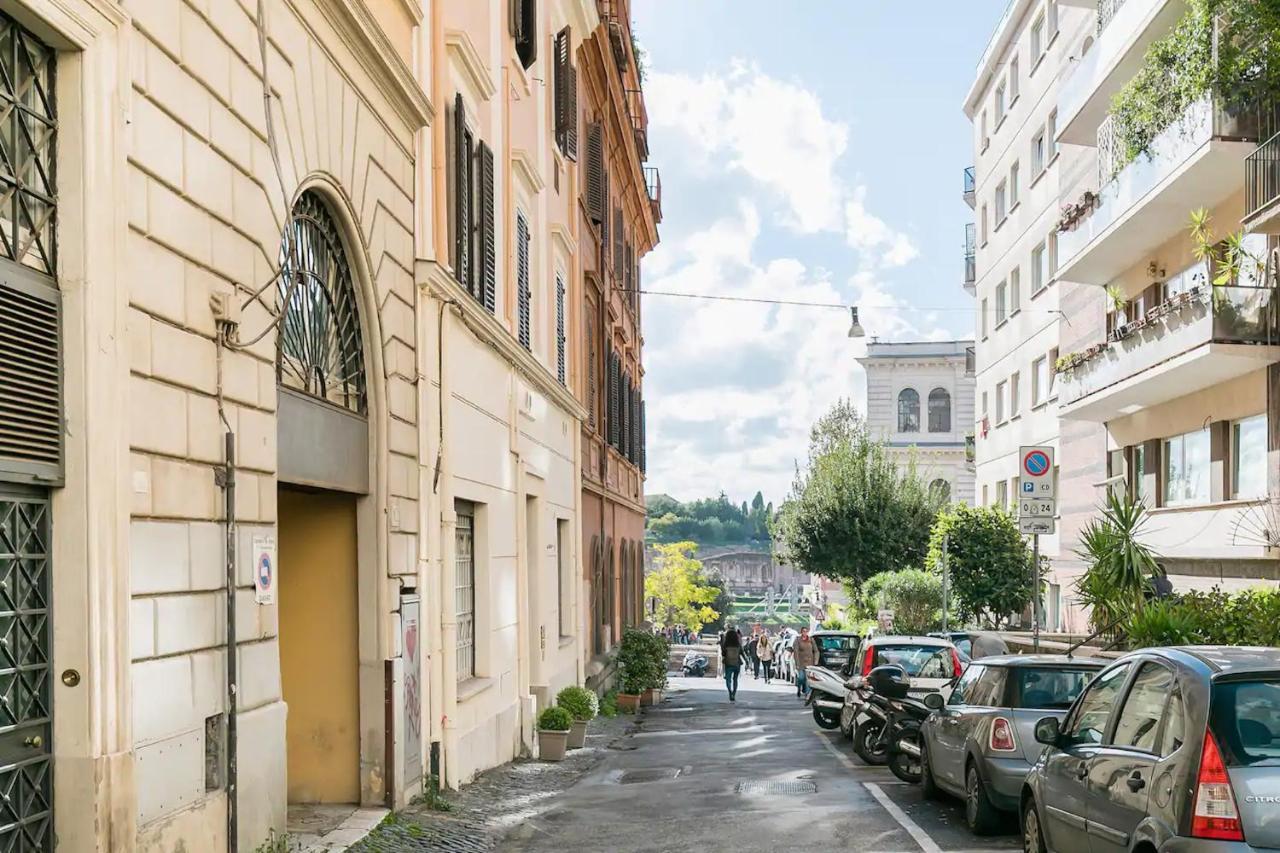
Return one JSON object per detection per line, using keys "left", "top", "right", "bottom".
{"left": 279, "top": 488, "right": 361, "bottom": 803}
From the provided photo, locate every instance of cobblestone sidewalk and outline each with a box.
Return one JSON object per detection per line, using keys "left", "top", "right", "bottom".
{"left": 347, "top": 714, "right": 637, "bottom": 852}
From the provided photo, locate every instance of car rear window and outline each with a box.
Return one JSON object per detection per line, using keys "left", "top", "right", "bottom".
{"left": 817, "top": 636, "right": 855, "bottom": 651}
{"left": 1211, "top": 680, "right": 1280, "bottom": 766}
{"left": 1015, "top": 668, "right": 1099, "bottom": 710}
{"left": 873, "top": 645, "right": 951, "bottom": 677}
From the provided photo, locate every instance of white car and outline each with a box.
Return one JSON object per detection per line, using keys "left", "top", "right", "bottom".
{"left": 838, "top": 634, "right": 963, "bottom": 741}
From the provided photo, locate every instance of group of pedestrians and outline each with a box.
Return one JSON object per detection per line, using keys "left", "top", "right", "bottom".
{"left": 662, "top": 626, "right": 697, "bottom": 645}
{"left": 716, "top": 624, "right": 818, "bottom": 703}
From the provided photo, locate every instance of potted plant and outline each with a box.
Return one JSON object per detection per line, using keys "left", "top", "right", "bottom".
{"left": 642, "top": 632, "right": 669, "bottom": 705}
{"left": 616, "top": 629, "right": 652, "bottom": 712}
{"left": 556, "top": 685, "right": 598, "bottom": 749}
{"left": 536, "top": 706, "right": 573, "bottom": 761}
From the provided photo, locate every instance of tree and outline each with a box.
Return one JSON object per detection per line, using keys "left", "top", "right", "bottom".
{"left": 859, "top": 569, "right": 943, "bottom": 635}
{"left": 644, "top": 542, "right": 721, "bottom": 632}
{"left": 1075, "top": 489, "right": 1161, "bottom": 632}
{"left": 927, "top": 504, "right": 1038, "bottom": 630}
{"left": 773, "top": 400, "right": 944, "bottom": 587}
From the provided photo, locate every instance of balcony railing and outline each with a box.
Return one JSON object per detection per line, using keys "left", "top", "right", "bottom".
{"left": 644, "top": 165, "right": 662, "bottom": 223}
{"left": 626, "top": 87, "right": 649, "bottom": 161}
{"left": 1058, "top": 284, "right": 1280, "bottom": 420}
{"left": 963, "top": 166, "right": 975, "bottom": 209}
{"left": 600, "top": 0, "right": 632, "bottom": 73}
{"left": 1097, "top": 0, "right": 1128, "bottom": 35}
{"left": 1245, "top": 131, "right": 1280, "bottom": 224}
{"left": 963, "top": 222, "right": 976, "bottom": 293}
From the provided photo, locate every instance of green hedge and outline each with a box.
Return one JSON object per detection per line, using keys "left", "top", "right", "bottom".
{"left": 1127, "top": 587, "right": 1280, "bottom": 648}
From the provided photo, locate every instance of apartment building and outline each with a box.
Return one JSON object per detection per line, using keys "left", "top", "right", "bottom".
{"left": 0, "top": 0, "right": 654, "bottom": 849}
{"left": 576, "top": 0, "right": 660, "bottom": 689}
{"left": 1050, "top": 0, "right": 1280, "bottom": 601}
{"left": 858, "top": 340, "right": 978, "bottom": 506}
{"left": 965, "top": 0, "right": 1101, "bottom": 631}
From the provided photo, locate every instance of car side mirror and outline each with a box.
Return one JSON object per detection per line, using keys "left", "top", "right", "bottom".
{"left": 923, "top": 692, "right": 945, "bottom": 711}
{"left": 1034, "top": 716, "right": 1061, "bottom": 746}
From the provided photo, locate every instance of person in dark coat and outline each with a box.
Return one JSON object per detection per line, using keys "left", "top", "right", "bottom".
{"left": 720, "top": 624, "right": 744, "bottom": 702}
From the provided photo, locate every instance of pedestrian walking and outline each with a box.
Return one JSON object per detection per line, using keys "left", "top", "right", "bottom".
{"left": 747, "top": 629, "right": 761, "bottom": 680}
{"left": 720, "top": 624, "right": 743, "bottom": 702}
{"left": 757, "top": 633, "right": 774, "bottom": 684}
{"left": 791, "top": 627, "right": 818, "bottom": 698}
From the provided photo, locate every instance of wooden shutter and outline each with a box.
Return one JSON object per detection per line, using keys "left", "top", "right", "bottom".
{"left": 453, "top": 94, "right": 470, "bottom": 290}
{"left": 624, "top": 241, "right": 634, "bottom": 299}
{"left": 586, "top": 320, "right": 597, "bottom": 429}
{"left": 621, "top": 373, "right": 631, "bottom": 460}
{"left": 639, "top": 400, "right": 646, "bottom": 474}
{"left": 478, "top": 141, "right": 496, "bottom": 312}
{"left": 632, "top": 386, "right": 641, "bottom": 466}
{"left": 585, "top": 123, "right": 604, "bottom": 223}
{"left": 555, "top": 274, "right": 566, "bottom": 384}
{"left": 612, "top": 208, "right": 623, "bottom": 279}
{"left": 0, "top": 276, "right": 61, "bottom": 480}
{"left": 608, "top": 351, "right": 619, "bottom": 448}
{"left": 517, "top": 212, "right": 531, "bottom": 350}
{"left": 554, "top": 29, "right": 578, "bottom": 160}
{"left": 512, "top": 0, "right": 537, "bottom": 68}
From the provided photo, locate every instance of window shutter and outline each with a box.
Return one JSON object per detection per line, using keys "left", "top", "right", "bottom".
{"left": 612, "top": 207, "right": 623, "bottom": 279}
{"left": 565, "top": 64, "right": 578, "bottom": 160}
{"left": 517, "top": 213, "right": 531, "bottom": 350}
{"left": 453, "top": 94, "right": 470, "bottom": 290}
{"left": 513, "top": 0, "right": 537, "bottom": 68}
{"left": 608, "top": 351, "right": 619, "bottom": 448}
{"left": 639, "top": 400, "right": 646, "bottom": 474}
{"left": 0, "top": 276, "right": 61, "bottom": 480}
{"left": 586, "top": 123, "right": 604, "bottom": 223}
{"left": 632, "top": 386, "right": 641, "bottom": 466}
{"left": 621, "top": 373, "right": 631, "bottom": 460}
{"left": 586, "top": 320, "right": 597, "bottom": 429}
{"left": 555, "top": 274, "right": 566, "bottom": 385}
{"left": 554, "top": 29, "right": 578, "bottom": 160}
{"left": 624, "top": 241, "right": 633, "bottom": 299}
{"left": 478, "top": 141, "right": 496, "bottom": 312}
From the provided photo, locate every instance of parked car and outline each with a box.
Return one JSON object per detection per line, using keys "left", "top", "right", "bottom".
{"left": 812, "top": 630, "right": 862, "bottom": 673}
{"left": 840, "top": 635, "right": 963, "bottom": 740}
{"left": 1021, "top": 646, "right": 1280, "bottom": 853}
{"left": 929, "top": 631, "right": 1010, "bottom": 662}
{"left": 918, "top": 655, "right": 1106, "bottom": 834}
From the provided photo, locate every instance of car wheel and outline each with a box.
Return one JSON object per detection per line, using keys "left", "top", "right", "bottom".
{"left": 965, "top": 763, "right": 999, "bottom": 836}
{"left": 920, "top": 739, "right": 940, "bottom": 800}
{"left": 1022, "top": 796, "right": 1046, "bottom": 853}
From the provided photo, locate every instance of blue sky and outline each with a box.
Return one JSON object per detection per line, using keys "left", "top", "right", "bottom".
{"left": 633, "top": 0, "right": 1008, "bottom": 507}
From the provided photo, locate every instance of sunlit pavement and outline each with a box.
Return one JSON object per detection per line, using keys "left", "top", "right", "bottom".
{"left": 496, "top": 674, "right": 1019, "bottom": 853}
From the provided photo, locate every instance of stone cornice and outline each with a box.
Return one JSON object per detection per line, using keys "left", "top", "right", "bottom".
{"left": 511, "top": 149, "right": 545, "bottom": 195}
{"left": 559, "top": 0, "right": 600, "bottom": 43}
{"left": 445, "top": 29, "right": 497, "bottom": 101}
{"left": 393, "top": 0, "right": 423, "bottom": 25}
{"left": 312, "top": 0, "right": 434, "bottom": 129}
{"left": 418, "top": 261, "right": 586, "bottom": 421}
{"left": 550, "top": 223, "right": 578, "bottom": 259}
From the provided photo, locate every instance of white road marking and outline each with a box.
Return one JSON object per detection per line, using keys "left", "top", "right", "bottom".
{"left": 865, "top": 782, "right": 945, "bottom": 853}
{"left": 632, "top": 725, "right": 766, "bottom": 738}
{"left": 813, "top": 730, "right": 888, "bottom": 774}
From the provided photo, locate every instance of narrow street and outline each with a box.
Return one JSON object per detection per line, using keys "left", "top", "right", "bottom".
{"left": 496, "top": 676, "right": 1020, "bottom": 853}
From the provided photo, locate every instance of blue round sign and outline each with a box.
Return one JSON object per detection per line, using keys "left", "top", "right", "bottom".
{"left": 258, "top": 553, "right": 272, "bottom": 588}
{"left": 1024, "top": 450, "right": 1050, "bottom": 477}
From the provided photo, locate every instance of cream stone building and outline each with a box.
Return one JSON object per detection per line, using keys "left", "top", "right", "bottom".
{"left": 0, "top": 0, "right": 639, "bottom": 850}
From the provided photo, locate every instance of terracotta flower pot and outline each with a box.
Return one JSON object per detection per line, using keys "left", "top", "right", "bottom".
{"left": 567, "top": 719, "right": 588, "bottom": 749}
{"left": 538, "top": 729, "right": 569, "bottom": 761}
{"left": 641, "top": 688, "right": 662, "bottom": 706}
{"left": 617, "top": 692, "right": 642, "bottom": 713}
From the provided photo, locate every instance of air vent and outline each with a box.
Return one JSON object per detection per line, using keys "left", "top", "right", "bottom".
{"left": 0, "top": 275, "right": 61, "bottom": 480}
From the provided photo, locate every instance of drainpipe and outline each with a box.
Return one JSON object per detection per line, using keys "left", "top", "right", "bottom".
{"left": 218, "top": 429, "right": 238, "bottom": 852}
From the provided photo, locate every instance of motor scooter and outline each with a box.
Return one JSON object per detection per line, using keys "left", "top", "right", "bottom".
{"left": 804, "top": 665, "right": 848, "bottom": 730}
{"left": 851, "top": 665, "right": 934, "bottom": 783}
{"left": 681, "top": 650, "right": 708, "bottom": 677}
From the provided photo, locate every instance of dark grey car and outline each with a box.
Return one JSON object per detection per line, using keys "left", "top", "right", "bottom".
{"left": 920, "top": 655, "right": 1105, "bottom": 834}
{"left": 1021, "top": 646, "right": 1280, "bottom": 853}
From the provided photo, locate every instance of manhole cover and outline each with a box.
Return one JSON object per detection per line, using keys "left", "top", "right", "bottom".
{"left": 618, "top": 767, "right": 682, "bottom": 785}
{"left": 735, "top": 780, "right": 818, "bottom": 795}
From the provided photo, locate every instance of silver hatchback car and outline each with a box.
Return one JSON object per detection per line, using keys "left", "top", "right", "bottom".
{"left": 1021, "top": 646, "right": 1280, "bottom": 853}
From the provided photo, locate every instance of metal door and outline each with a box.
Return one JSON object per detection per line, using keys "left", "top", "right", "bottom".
{"left": 0, "top": 490, "right": 51, "bottom": 850}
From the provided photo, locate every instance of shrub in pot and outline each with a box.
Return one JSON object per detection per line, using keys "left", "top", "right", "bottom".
{"left": 616, "top": 630, "right": 654, "bottom": 712}
{"left": 642, "top": 633, "right": 670, "bottom": 704}
{"left": 556, "top": 685, "right": 598, "bottom": 749}
{"left": 537, "top": 706, "right": 573, "bottom": 761}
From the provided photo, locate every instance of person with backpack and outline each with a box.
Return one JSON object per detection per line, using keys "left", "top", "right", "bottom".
{"left": 720, "top": 624, "right": 743, "bottom": 702}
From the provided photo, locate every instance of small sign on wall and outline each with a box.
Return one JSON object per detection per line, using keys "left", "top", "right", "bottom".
{"left": 253, "top": 535, "right": 276, "bottom": 605}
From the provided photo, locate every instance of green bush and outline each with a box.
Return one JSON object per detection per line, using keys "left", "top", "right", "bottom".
{"left": 643, "top": 632, "right": 670, "bottom": 689}
{"left": 1122, "top": 587, "right": 1280, "bottom": 649}
{"left": 537, "top": 706, "right": 573, "bottom": 732}
{"left": 1126, "top": 599, "right": 1201, "bottom": 647}
{"left": 859, "top": 568, "right": 943, "bottom": 634}
{"left": 556, "top": 685, "right": 598, "bottom": 722}
{"left": 598, "top": 690, "right": 619, "bottom": 718}
{"left": 617, "top": 629, "right": 658, "bottom": 694}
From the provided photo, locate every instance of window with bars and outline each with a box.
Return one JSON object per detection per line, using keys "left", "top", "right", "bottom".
{"left": 516, "top": 211, "right": 531, "bottom": 350}
{"left": 455, "top": 503, "right": 476, "bottom": 681}
{"left": 555, "top": 274, "right": 566, "bottom": 384}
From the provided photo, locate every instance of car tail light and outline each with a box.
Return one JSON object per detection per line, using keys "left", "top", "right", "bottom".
{"left": 950, "top": 648, "right": 963, "bottom": 677}
{"left": 990, "top": 717, "right": 1017, "bottom": 752}
{"left": 862, "top": 652, "right": 875, "bottom": 676}
{"left": 1192, "top": 731, "right": 1244, "bottom": 841}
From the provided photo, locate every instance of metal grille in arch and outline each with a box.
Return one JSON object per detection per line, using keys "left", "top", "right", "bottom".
{"left": 277, "top": 191, "right": 368, "bottom": 414}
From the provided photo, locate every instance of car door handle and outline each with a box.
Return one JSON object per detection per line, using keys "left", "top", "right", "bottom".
{"left": 1127, "top": 772, "right": 1145, "bottom": 792}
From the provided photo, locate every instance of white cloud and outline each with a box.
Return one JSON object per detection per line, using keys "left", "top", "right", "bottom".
{"left": 845, "top": 186, "right": 920, "bottom": 269}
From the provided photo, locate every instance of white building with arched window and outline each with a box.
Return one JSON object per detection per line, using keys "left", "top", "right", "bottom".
{"left": 858, "top": 340, "right": 977, "bottom": 506}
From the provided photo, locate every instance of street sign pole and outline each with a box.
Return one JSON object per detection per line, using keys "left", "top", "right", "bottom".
{"left": 941, "top": 534, "right": 949, "bottom": 632}
{"left": 1032, "top": 534, "right": 1040, "bottom": 652}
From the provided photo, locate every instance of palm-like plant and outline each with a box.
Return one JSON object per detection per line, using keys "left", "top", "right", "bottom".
{"left": 1075, "top": 489, "right": 1161, "bottom": 632}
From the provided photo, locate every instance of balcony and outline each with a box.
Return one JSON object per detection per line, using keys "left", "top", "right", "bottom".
{"left": 1057, "top": 284, "right": 1280, "bottom": 421}
{"left": 963, "top": 223, "right": 976, "bottom": 295}
{"left": 1056, "top": 0, "right": 1182, "bottom": 146}
{"left": 1057, "top": 97, "right": 1261, "bottom": 285}
{"left": 1244, "top": 131, "right": 1280, "bottom": 234}
{"left": 963, "top": 166, "right": 975, "bottom": 209}
{"left": 625, "top": 87, "right": 648, "bottom": 161}
{"left": 644, "top": 165, "right": 662, "bottom": 223}
{"left": 600, "top": 0, "right": 632, "bottom": 74}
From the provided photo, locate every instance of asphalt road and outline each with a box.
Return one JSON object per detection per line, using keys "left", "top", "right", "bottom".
{"left": 496, "top": 674, "right": 1022, "bottom": 853}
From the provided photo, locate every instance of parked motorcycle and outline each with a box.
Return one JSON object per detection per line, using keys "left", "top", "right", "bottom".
{"left": 804, "top": 665, "right": 846, "bottom": 729}
{"left": 852, "top": 665, "right": 934, "bottom": 782}
{"left": 681, "top": 651, "right": 708, "bottom": 678}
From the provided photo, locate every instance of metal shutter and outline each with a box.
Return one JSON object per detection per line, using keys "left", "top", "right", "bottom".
{"left": 555, "top": 274, "right": 566, "bottom": 385}
{"left": 517, "top": 213, "right": 531, "bottom": 350}
{"left": 453, "top": 94, "right": 470, "bottom": 291}
{"left": 555, "top": 29, "right": 578, "bottom": 160}
{"left": 586, "top": 320, "right": 596, "bottom": 429}
{"left": 478, "top": 141, "right": 496, "bottom": 312}
{"left": 0, "top": 274, "right": 60, "bottom": 481}
{"left": 585, "top": 123, "right": 604, "bottom": 223}
{"left": 639, "top": 400, "right": 646, "bottom": 474}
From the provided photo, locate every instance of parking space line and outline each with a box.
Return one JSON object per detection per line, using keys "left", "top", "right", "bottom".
{"left": 864, "top": 782, "right": 944, "bottom": 853}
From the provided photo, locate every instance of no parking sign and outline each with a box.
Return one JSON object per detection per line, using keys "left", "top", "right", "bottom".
{"left": 253, "top": 535, "right": 276, "bottom": 605}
